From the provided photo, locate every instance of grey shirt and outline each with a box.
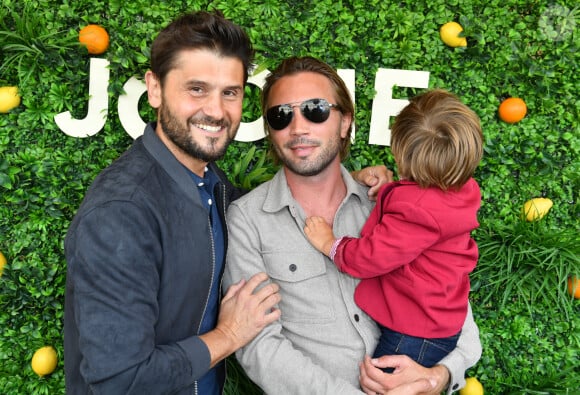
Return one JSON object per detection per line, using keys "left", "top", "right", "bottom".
{"left": 223, "top": 165, "right": 481, "bottom": 394}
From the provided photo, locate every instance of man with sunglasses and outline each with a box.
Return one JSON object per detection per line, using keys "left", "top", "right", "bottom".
{"left": 223, "top": 56, "right": 481, "bottom": 395}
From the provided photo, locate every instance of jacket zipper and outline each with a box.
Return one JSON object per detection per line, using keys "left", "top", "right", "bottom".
{"left": 194, "top": 183, "right": 227, "bottom": 395}
{"left": 218, "top": 183, "right": 228, "bottom": 394}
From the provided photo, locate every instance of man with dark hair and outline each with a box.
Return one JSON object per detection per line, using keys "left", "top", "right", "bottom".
{"left": 64, "top": 12, "right": 388, "bottom": 395}
{"left": 63, "top": 11, "right": 281, "bottom": 394}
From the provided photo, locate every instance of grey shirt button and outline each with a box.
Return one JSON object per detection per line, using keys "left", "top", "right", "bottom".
{"left": 289, "top": 264, "right": 297, "bottom": 272}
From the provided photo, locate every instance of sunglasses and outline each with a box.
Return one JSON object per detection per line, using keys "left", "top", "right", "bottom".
{"left": 265, "top": 98, "right": 340, "bottom": 131}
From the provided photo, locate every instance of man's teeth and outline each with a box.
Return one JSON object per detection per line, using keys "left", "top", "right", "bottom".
{"left": 196, "top": 124, "right": 221, "bottom": 132}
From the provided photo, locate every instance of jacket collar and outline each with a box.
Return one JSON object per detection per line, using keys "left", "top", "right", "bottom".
{"left": 141, "top": 122, "right": 205, "bottom": 206}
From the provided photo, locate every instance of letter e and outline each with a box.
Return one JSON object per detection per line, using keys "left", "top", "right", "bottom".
{"left": 369, "top": 69, "right": 429, "bottom": 146}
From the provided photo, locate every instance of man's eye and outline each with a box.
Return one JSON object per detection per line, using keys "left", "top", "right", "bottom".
{"left": 190, "top": 86, "right": 204, "bottom": 95}
{"left": 223, "top": 90, "right": 238, "bottom": 97}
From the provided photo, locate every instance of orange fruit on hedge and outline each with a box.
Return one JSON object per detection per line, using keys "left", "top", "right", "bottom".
{"left": 568, "top": 276, "right": 580, "bottom": 299}
{"left": 31, "top": 346, "right": 58, "bottom": 377}
{"left": 79, "top": 24, "right": 109, "bottom": 55}
{"left": 498, "top": 97, "right": 527, "bottom": 123}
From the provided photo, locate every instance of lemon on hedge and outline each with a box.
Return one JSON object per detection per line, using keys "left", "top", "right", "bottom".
{"left": 31, "top": 346, "right": 58, "bottom": 377}
{"left": 0, "top": 86, "right": 21, "bottom": 113}
{"left": 79, "top": 24, "right": 110, "bottom": 55}
{"left": 522, "top": 197, "right": 553, "bottom": 221}
{"left": 0, "top": 251, "right": 6, "bottom": 276}
{"left": 459, "top": 377, "right": 484, "bottom": 395}
{"left": 440, "top": 22, "right": 467, "bottom": 47}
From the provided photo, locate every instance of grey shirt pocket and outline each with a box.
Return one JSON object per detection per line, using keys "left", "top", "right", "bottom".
{"left": 264, "top": 251, "right": 336, "bottom": 324}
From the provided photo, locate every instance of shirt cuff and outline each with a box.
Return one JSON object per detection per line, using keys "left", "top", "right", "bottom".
{"left": 329, "top": 237, "right": 343, "bottom": 261}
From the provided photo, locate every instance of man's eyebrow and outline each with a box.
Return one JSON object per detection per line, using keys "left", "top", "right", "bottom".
{"left": 184, "top": 79, "right": 207, "bottom": 87}
{"left": 224, "top": 84, "right": 244, "bottom": 91}
{"left": 184, "top": 80, "right": 243, "bottom": 91}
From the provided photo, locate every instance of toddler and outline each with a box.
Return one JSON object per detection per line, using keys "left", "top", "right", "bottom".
{"left": 304, "top": 89, "right": 483, "bottom": 371}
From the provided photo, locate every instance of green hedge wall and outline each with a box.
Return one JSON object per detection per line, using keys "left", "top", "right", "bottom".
{"left": 1, "top": 0, "right": 578, "bottom": 394}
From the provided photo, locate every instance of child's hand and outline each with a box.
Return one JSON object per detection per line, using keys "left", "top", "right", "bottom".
{"left": 304, "top": 216, "right": 336, "bottom": 257}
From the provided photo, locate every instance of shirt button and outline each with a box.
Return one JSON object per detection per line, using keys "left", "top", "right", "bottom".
{"left": 289, "top": 264, "right": 297, "bottom": 272}
{"left": 208, "top": 198, "right": 213, "bottom": 205}
{"left": 452, "top": 384, "right": 459, "bottom": 390}
{"left": 354, "top": 314, "right": 360, "bottom": 322}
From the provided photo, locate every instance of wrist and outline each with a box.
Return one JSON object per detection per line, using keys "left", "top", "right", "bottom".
{"left": 430, "top": 364, "right": 450, "bottom": 393}
{"left": 200, "top": 326, "right": 237, "bottom": 367}
{"left": 329, "top": 237, "right": 343, "bottom": 260}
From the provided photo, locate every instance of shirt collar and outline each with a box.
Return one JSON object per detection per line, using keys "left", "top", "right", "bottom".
{"left": 262, "top": 164, "right": 368, "bottom": 214}
{"left": 188, "top": 166, "right": 219, "bottom": 189}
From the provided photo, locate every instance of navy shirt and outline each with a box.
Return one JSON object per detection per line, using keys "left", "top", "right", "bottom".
{"left": 189, "top": 167, "right": 225, "bottom": 395}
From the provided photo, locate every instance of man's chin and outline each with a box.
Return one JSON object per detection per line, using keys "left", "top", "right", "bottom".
{"left": 196, "top": 141, "right": 232, "bottom": 162}
{"left": 284, "top": 162, "right": 324, "bottom": 177}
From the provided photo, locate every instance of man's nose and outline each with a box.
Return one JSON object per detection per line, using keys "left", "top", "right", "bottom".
{"left": 202, "top": 93, "right": 226, "bottom": 119}
{"left": 289, "top": 108, "right": 310, "bottom": 135}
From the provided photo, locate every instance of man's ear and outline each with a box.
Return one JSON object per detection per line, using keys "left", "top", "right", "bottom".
{"left": 340, "top": 112, "right": 353, "bottom": 139}
{"left": 145, "top": 71, "right": 162, "bottom": 109}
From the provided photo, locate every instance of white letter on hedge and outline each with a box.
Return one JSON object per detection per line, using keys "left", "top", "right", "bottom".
{"left": 235, "top": 68, "right": 269, "bottom": 142}
{"left": 338, "top": 69, "right": 356, "bottom": 142}
{"left": 118, "top": 77, "right": 147, "bottom": 139}
{"left": 369, "top": 69, "right": 430, "bottom": 146}
{"left": 55, "top": 58, "right": 110, "bottom": 138}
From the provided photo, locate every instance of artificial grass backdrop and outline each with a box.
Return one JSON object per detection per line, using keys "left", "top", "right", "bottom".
{"left": 1, "top": 1, "right": 578, "bottom": 393}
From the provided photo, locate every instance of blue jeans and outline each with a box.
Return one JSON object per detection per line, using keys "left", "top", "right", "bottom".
{"left": 372, "top": 325, "right": 460, "bottom": 373}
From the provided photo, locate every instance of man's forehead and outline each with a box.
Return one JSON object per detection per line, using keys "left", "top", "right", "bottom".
{"left": 170, "top": 48, "right": 245, "bottom": 83}
{"left": 269, "top": 72, "right": 334, "bottom": 103}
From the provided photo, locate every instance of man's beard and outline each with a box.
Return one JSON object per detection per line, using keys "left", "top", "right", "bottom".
{"left": 159, "top": 103, "right": 237, "bottom": 163}
{"left": 274, "top": 135, "right": 342, "bottom": 177}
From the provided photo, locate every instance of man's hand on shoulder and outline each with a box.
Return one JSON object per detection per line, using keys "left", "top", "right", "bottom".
{"left": 350, "top": 165, "right": 394, "bottom": 201}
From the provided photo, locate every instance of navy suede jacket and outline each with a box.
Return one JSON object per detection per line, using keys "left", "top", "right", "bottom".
{"left": 64, "top": 123, "right": 243, "bottom": 394}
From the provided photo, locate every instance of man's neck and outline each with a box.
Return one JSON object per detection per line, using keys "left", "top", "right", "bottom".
{"left": 285, "top": 159, "right": 347, "bottom": 226}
